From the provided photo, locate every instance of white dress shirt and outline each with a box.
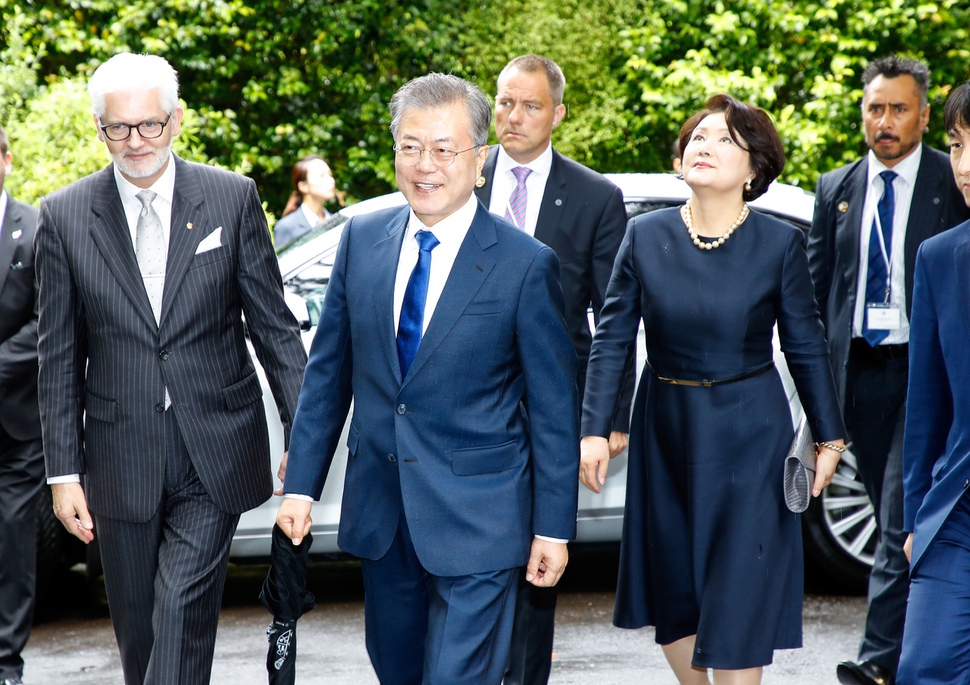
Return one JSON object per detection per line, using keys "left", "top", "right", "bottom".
{"left": 486, "top": 144, "right": 554, "bottom": 236}
{"left": 0, "top": 190, "right": 8, "bottom": 228}
{"left": 852, "top": 146, "right": 922, "bottom": 344}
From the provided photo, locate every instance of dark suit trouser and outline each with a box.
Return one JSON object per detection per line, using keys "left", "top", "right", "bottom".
{"left": 897, "top": 491, "right": 970, "bottom": 685}
{"left": 94, "top": 410, "right": 239, "bottom": 685}
{"left": 0, "top": 427, "right": 45, "bottom": 681}
{"left": 360, "top": 507, "right": 519, "bottom": 685}
{"left": 845, "top": 340, "right": 909, "bottom": 674}
{"left": 504, "top": 579, "right": 558, "bottom": 685}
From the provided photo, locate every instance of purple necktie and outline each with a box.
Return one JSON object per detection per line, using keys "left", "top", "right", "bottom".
{"left": 504, "top": 166, "right": 533, "bottom": 230}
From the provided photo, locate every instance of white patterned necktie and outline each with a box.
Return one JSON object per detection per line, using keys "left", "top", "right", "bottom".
{"left": 504, "top": 166, "right": 532, "bottom": 230}
{"left": 135, "top": 189, "right": 165, "bottom": 323}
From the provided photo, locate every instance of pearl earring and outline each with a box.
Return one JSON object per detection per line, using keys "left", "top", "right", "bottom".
{"left": 744, "top": 179, "right": 753, "bottom": 191}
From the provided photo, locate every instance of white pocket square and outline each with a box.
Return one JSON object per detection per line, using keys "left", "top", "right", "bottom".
{"left": 195, "top": 227, "right": 223, "bottom": 254}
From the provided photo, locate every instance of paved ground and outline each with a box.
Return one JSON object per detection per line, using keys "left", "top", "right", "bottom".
{"left": 23, "top": 552, "right": 868, "bottom": 684}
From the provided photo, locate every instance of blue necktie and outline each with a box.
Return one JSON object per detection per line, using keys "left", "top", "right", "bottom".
{"left": 397, "top": 230, "right": 440, "bottom": 378}
{"left": 862, "top": 170, "right": 897, "bottom": 347}
{"left": 504, "top": 166, "right": 532, "bottom": 230}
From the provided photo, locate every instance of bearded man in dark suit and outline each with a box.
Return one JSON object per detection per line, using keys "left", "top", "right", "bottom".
{"left": 35, "top": 53, "right": 307, "bottom": 685}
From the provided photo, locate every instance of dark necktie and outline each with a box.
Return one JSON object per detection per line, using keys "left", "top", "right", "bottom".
{"left": 504, "top": 166, "right": 532, "bottom": 230}
{"left": 862, "top": 170, "right": 897, "bottom": 346}
{"left": 397, "top": 230, "right": 440, "bottom": 378}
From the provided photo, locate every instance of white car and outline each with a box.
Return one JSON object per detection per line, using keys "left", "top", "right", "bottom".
{"left": 37, "top": 174, "right": 875, "bottom": 594}
{"left": 235, "top": 172, "right": 875, "bottom": 589}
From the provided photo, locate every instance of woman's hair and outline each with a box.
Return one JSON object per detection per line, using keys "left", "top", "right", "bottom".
{"left": 281, "top": 154, "right": 326, "bottom": 217}
{"left": 678, "top": 93, "right": 786, "bottom": 202}
{"left": 944, "top": 81, "right": 970, "bottom": 134}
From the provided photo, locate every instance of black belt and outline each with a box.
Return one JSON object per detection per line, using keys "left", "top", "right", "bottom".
{"left": 850, "top": 338, "right": 909, "bottom": 360}
{"left": 649, "top": 362, "right": 774, "bottom": 388}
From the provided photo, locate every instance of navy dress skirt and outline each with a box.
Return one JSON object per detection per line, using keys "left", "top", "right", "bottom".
{"left": 582, "top": 207, "right": 845, "bottom": 670}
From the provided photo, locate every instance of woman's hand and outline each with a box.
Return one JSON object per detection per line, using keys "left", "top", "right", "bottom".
{"left": 580, "top": 435, "right": 611, "bottom": 493}
{"left": 813, "top": 439, "right": 845, "bottom": 497}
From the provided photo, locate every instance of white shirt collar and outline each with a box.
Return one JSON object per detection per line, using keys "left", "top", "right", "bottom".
{"left": 866, "top": 144, "right": 922, "bottom": 189}
{"left": 113, "top": 152, "right": 177, "bottom": 207}
{"left": 405, "top": 192, "right": 479, "bottom": 246}
{"left": 495, "top": 143, "right": 553, "bottom": 182}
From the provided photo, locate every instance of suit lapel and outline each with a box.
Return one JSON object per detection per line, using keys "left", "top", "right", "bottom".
{"left": 403, "top": 205, "right": 496, "bottom": 385}
{"left": 473, "top": 145, "right": 498, "bottom": 207}
{"left": 956, "top": 228, "right": 970, "bottom": 343}
{"left": 160, "top": 158, "right": 210, "bottom": 324}
{"left": 904, "top": 144, "right": 948, "bottom": 312}
{"left": 372, "top": 207, "right": 410, "bottom": 383}
{"left": 834, "top": 159, "right": 869, "bottom": 297}
{"left": 88, "top": 167, "right": 158, "bottom": 330}
{"left": 0, "top": 198, "right": 22, "bottom": 296}
{"left": 533, "top": 149, "right": 568, "bottom": 246}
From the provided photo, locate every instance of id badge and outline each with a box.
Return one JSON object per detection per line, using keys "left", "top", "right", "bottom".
{"left": 866, "top": 303, "right": 901, "bottom": 330}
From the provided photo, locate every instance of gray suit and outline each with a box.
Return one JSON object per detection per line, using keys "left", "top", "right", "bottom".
{"left": 36, "top": 156, "right": 307, "bottom": 684}
{"left": 0, "top": 194, "right": 42, "bottom": 683}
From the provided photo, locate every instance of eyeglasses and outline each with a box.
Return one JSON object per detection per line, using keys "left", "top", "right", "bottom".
{"left": 393, "top": 143, "right": 480, "bottom": 167}
{"left": 99, "top": 117, "right": 172, "bottom": 142}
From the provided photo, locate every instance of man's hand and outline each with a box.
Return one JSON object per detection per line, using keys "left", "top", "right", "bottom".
{"left": 608, "top": 431, "right": 629, "bottom": 458}
{"left": 276, "top": 497, "right": 313, "bottom": 546}
{"left": 52, "top": 482, "right": 95, "bottom": 543}
{"left": 525, "top": 539, "right": 568, "bottom": 587}
{"left": 579, "top": 435, "right": 611, "bottom": 493}
{"left": 273, "top": 450, "right": 289, "bottom": 496}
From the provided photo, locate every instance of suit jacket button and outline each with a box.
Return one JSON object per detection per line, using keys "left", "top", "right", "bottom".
{"left": 159, "top": 350, "right": 170, "bottom": 360}
{"left": 396, "top": 404, "right": 407, "bottom": 415}
{"left": 155, "top": 403, "right": 165, "bottom": 412}
{"left": 387, "top": 454, "right": 397, "bottom": 463}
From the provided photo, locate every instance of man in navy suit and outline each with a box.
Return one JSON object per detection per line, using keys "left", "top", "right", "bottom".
{"left": 808, "top": 55, "right": 970, "bottom": 685}
{"left": 897, "top": 80, "right": 970, "bottom": 685}
{"left": 473, "top": 54, "right": 631, "bottom": 685}
{"left": 277, "top": 73, "right": 579, "bottom": 685}
{"left": 0, "top": 124, "right": 41, "bottom": 685}
{"left": 36, "top": 53, "right": 307, "bottom": 685}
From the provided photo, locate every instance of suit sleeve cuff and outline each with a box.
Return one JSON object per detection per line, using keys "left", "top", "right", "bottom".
{"left": 535, "top": 535, "right": 568, "bottom": 544}
{"left": 47, "top": 474, "right": 81, "bottom": 485}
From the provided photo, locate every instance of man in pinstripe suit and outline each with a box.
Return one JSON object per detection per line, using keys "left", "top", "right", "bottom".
{"left": 35, "top": 53, "right": 307, "bottom": 685}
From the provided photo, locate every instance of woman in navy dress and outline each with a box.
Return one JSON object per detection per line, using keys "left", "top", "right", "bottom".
{"left": 581, "top": 94, "right": 846, "bottom": 684}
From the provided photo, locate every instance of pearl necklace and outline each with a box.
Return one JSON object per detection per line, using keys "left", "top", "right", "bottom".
{"left": 681, "top": 201, "right": 750, "bottom": 250}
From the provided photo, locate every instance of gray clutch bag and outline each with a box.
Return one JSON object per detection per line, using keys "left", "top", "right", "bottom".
{"left": 784, "top": 413, "right": 816, "bottom": 513}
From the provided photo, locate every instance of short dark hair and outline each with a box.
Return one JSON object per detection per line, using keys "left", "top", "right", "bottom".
{"left": 862, "top": 55, "right": 931, "bottom": 107}
{"left": 678, "top": 93, "right": 786, "bottom": 202}
{"left": 0, "top": 123, "right": 8, "bottom": 156}
{"left": 944, "top": 81, "right": 970, "bottom": 134}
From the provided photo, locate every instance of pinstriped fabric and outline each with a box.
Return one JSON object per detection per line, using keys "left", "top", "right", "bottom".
{"left": 36, "top": 157, "right": 307, "bottom": 523}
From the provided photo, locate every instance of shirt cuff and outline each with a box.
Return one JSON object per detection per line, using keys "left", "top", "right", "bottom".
{"left": 535, "top": 535, "right": 568, "bottom": 544}
{"left": 284, "top": 493, "right": 314, "bottom": 502}
{"left": 48, "top": 474, "right": 81, "bottom": 485}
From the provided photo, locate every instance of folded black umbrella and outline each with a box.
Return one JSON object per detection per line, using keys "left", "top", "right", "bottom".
{"left": 261, "top": 523, "right": 316, "bottom": 685}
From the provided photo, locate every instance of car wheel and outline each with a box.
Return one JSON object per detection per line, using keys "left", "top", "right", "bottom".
{"left": 34, "top": 485, "right": 86, "bottom": 611}
{"left": 801, "top": 446, "right": 875, "bottom": 592}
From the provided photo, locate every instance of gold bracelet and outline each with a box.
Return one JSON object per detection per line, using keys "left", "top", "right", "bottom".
{"left": 816, "top": 441, "right": 846, "bottom": 453}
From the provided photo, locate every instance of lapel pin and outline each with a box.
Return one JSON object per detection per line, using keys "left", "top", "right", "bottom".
{"left": 837, "top": 201, "right": 849, "bottom": 213}
{"left": 555, "top": 199, "right": 563, "bottom": 206}
{"left": 186, "top": 222, "right": 194, "bottom": 230}
{"left": 475, "top": 176, "right": 486, "bottom": 188}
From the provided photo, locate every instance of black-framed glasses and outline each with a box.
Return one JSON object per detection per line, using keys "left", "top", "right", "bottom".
{"left": 99, "top": 116, "right": 172, "bottom": 141}
{"left": 392, "top": 143, "right": 480, "bottom": 167}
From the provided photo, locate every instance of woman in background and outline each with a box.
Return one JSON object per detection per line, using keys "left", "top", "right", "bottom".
{"left": 580, "top": 94, "right": 845, "bottom": 684}
{"left": 273, "top": 154, "right": 337, "bottom": 248}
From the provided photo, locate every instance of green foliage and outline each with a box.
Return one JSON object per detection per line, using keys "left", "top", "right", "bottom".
{"left": 3, "top": 0, "right": 970, "bottom": 206}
